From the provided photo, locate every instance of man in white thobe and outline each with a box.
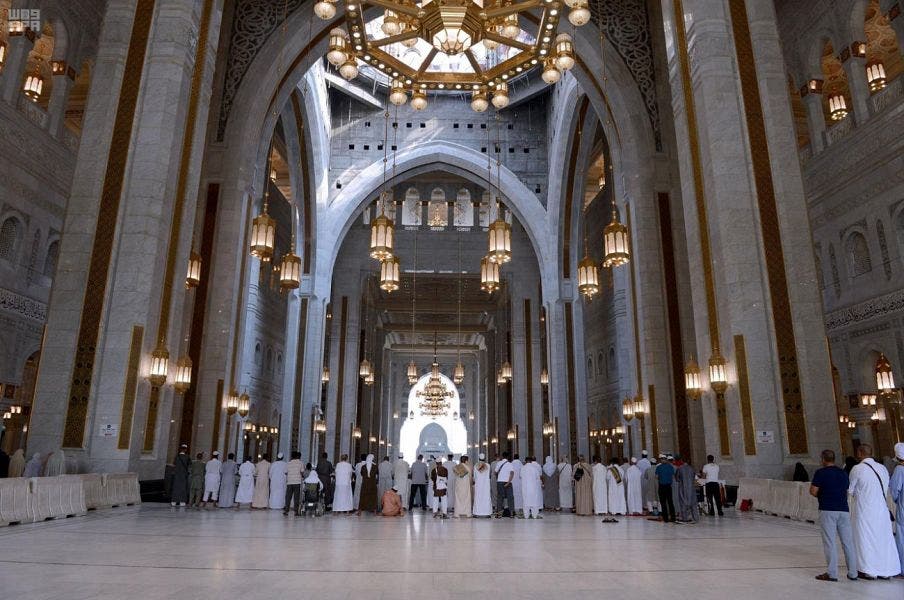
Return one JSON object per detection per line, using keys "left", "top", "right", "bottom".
{"left": 592, "top": 457, "right": 607, "bottom": 515}
{"left": 473, "top": 454, "right": 494, "bottom": 517}
{"left": 521, "top": 457, "right": 544, "bottom": 519}
{"left": 626, "top": 457, "right": 643, "bottom": 515}
{"left": 558, "top": 456, "right": 574, "bottom": 511}
{"left": 848, "top": 444, "right": 899, "bottom": 579}
{"left": 268, "top": 453, "right": 287, "bottom": 510}
{"left": 511, "top": 454, "right": 524, "bottom": 517}
{"left": 606, "top": 458, "right": 627, "bottom": 516}
{"left": 393, "top": 453, "right": 410, "bottom": 509}
{"left": 636, "top": 450, "right": 652, "bottom": 475}
{"left": 201, "top": 451, "right": 222, "bottom": 508}
{"left": 443, "top": 454, "right": 456, "bottom": 513}
{"left": 333, "top": 455, "right": 354, "bottom": 512}
{"left": 353, "top": 455, "right": 366, "bottom": 509}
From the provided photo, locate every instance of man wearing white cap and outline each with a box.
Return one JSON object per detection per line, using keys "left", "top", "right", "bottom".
{"left": 473, "top": 453, "right": 493, "bottom": 517}
{"left": 890, "top": 442, "right": 904, "bottom": 578}
{"left": 625, "top": 457, "right": 643, "bottom": 515}
{"left": 269, "top": 452, "right": 288, "bottom": 510}
{"left": 201, "top": 451, "right": 222, "bottom": 509}
{"left": 393, "top": 453, "right": 410, "bottom": 509}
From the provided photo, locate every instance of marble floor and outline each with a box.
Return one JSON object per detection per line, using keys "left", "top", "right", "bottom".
{"left": 0, "top": 505, "right": 901, "bottom": 599}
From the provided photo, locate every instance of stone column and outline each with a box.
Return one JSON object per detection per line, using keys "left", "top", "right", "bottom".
{"left": 46, "top": 64, "right": 73, "bottom": 137}
{"left": 0, "top": 32, "right": 33, "bottom": 103}
{"left": 840, "top": 54, "right": 871, "bottom": 125}
{"left": 801, "top": 91, "right": 826, "bottom": 154}
{"left": 661, "top": 0, "right": 836, "bottom": 478}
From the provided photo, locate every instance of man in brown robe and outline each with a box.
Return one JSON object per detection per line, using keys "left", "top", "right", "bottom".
{"left": 431, "top": 460, "right": 449, "bottom": 518}
{"left": 357, "top": 454, "right": 379, "bottom": 514}
{"left": 574, "top": 455, "right": 594, "bottom": 515}
{"left": 381, "top": 486, "right": 404, "bottom": 517}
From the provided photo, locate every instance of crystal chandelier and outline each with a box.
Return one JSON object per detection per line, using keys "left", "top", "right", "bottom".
{"left": 417, "top": 333, "right": 453, "bottom": 417}
{"left": 315, "top": 0, "right": 582, "bottom": 112}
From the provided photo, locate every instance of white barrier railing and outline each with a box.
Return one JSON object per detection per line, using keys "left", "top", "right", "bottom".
{"left": 0, "top": 473, "right": 141, "bottom": 526}
{"left": 737, "top": 478, "right": 819, "bottom": 522}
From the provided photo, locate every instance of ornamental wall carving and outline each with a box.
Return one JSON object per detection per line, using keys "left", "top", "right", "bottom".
{"left": 0, "top": 288, "right": 48, "bottom": 322}
{"left": 824, "top": 288, "right": 904, "bottom": 331}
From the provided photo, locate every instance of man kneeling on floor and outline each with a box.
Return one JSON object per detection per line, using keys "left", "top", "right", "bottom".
{"left": 381, "top": 486, "right": 404, "bottom": 517}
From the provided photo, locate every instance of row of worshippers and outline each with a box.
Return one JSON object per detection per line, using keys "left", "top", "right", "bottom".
{"left": 0, "top": 449, "right": 67, "bottom": 479}
{"left": 811, "top": 443, "right": 904, "bottom": 582}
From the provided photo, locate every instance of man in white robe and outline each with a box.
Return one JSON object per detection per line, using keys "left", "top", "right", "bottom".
{"left": 252, "top": 454, "right": 270, "bottom": 508}
{"left": 443, "top": 454, "right": 456, "bottom": 513}
{"left": 558, "top": 456, "right": 573, "bottom": 511}
{"left": 592, "top": 457, "right": 608, "bottom": 515}
{"left": 848, "top": 444, "right": 899, "bottom": 579}
{"left": 377, "top": 456, "right": 394, "bottom": 509}
{"left": 473, "top": 454, "right": 494, "bottom": 517}
{"left": 521, "top": 457, "right": 544, "bottom": 519}
{"left": 626, "top": 457, "right": 643, "bottom": 515}
{"left": 201, "top": 451, "right": 221, "bottom": 508}
{"left": 453, "top": 456, "right": 472, "bottom": 517}
{"left": 606, "top": 458, "right": 627, "bottom": 516}
{"left": 643, "top": 457, "right": 661, "bottom": 515}
{"left": 511, "top": 454, "right": 524, "bottom": 517}
{"left": 235, "top": 458, "right": 255, "bottom": 507}
{"left": 333, "top": 454, "right": 354, "bottom": 513}
{"left": 637, "top": 450, "right": 652, "bottom": 475}
{"left": 268, "top": 453, "right": 287, "bottom": 510}
{"left": 393, "top": 453, "right": 410, "bottom": 509}
{"left": 489, "top": 455, "right": 500, "bottom": 509}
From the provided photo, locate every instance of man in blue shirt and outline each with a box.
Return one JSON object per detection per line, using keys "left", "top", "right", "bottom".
{"left": 810, "top": 449, "right": 857, "bottom": 582}
{"left": 655, "top": 454, "right": 676, "bottom": 523}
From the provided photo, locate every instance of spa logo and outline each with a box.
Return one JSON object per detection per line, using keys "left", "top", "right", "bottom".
{"left": 8, "top": 8, "right": 42, "bottom": 33}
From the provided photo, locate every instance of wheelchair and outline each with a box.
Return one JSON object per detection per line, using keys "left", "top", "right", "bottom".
{"left": 301, "top": 482, "right": 324, "bottom": 517}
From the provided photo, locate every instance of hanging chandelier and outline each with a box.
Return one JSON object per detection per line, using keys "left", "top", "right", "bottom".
{"left": 540, "top": 367, "right": 549, "bottom": 385}
{"left": 487, "top": 205, "right": 512, "bottom": 264}
{"left": 602, "top": 199, "right": 629, "bottom": 267}
{"left": 380, "top": 254, "right": 400, "bottom": 291}
{"left": 250, "top": 170, "right": 277, "bottom": 261}
{"left": 148, "top": 341, "right": 169, "bottom": 387}
{"left": 185, "top": 247, "right": 201, "bottom": 289}
{"left": 173, "top": 355, "right": 192, "bottom": 393}
{"left": 23, "top": 61, "right": 43, "bottom": 101}
{"left": 321, "top": 366, "right": 330, "bottom": 383}
{"left": 500, "top": 359, "right": 512, "bottom": 381}
{"left": 621, "top": 397, "right": 634, "bottom": 421}
{"left": 315, "top": 0, "right": 582, "bottom": 112}
{"left": 370, "top": 196, "right": 395, "bottom": 261}
{"left": 453, "top": 361, "right": 465, "bottom": 384}
{"left": 280, "top": 203, "right": 302, "bottom": 290}
{"left": 364, "top": 371, "right": 376, "bottom": 386}
{"left": 407, "top": 359, "right": 419, "bottom": 385}
{"left": 480, "top": 255, "right": 500, "bottom": 293}
{"left": 238, "top": 391, "right": 250, "bottom": 417}
{"left": 577, "top": 249, "right": 600, "bottom": 299}
{"left": 359, "top": 358, "right": 372, "bottom": 378}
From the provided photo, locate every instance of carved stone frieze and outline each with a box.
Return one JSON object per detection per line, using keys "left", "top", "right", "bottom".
{"left": 0, "top": 288, "right": 48, "bottom": 322}
{"left": 825, "top": 288, "right": 904, "bottom": 331}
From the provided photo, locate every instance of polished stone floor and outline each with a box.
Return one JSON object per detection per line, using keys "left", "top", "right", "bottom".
{"left": 1, "top": 505, "right": 901, "bottom": 599}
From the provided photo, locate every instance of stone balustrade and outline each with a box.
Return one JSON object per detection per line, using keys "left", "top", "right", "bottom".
{"left": 0, "top": 473, "right": 140, "bottom": 526}
{"left": 738, "top": 477, "right": 819, "bottom": 522}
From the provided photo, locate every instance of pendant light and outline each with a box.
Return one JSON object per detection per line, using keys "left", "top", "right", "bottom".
{"left": 408, "top": 215, "right": 419, "bottom": 385}
{"left": 542, "top": 58, "right": 561, "bottom": 84}
{"left": 23, "top": 60, "right": 44, "bottom": 101}
{"left": 577, "top": 237, "right": 600, "bottom": 300}
{"left": 876, "top": 353, "right": 895, "bottom": 393}
{"left": 471, "top": 88, "right": 489, "bottom": 113}
{"left": 684, "top": 358, "right": 702, "bottom": 399}
{"left": 480, "top": 255, "right": 500, "bottom": 293}
{"left": 453, "top": 224, "right": 465, "bottom": 384}
{"left": 488, "top": 114, "right": 512, "bottom": 264}
{"left": 555, "top": 34, "right": 575, "bottom": 71}
{"left": 492, "top": 82, "right": 510, "bottom": 109}
{"left": 173, "top": 355, "right": 192, "bottom": 393}
{"left": 250, "top": 168, "right": 277, "bottom": 261}
{"left": 238, "top": 391, "right": 250, "bottom": 417}
{"left": 602, "top": 198, "right": 629, "bottom": 267}
{"left": 327, "top": 29, "right": 349, "bottom": 66}
{"left": 866, "top": 62, "right": 887, "bottom": 92}
{"left": 0, "top": 41, "right": 7, "bottom": 71}
{"left": 185, "top": 244, "right": 201, "bottom": 289}
{"left": 567, "top": 0, "right": 591, "bottom": 26}
{"left": 313, "top": 0, "right": 337, "bottom": 20}
{"left": 380, "top": 254, "right": 400, "bottom": 292}
{"left": 321, "top": 366, "right": 330, "bottom": 383}
{"left": 339, "top": 56, "right": 358, "bottom": 81}
{"left": 280, "top": 202, "right": 301, "bottom": 290}
{"left": 370, "top": 195, "right": 395, "bottom": 260}
{"left": 389, "top": 78, "right": 408, "bottom": 106}
{"left": 540, "top": 367, "right": 549, "bottom": 386}
{"left": 148, "top": 340, "right": 169, "bottom": 387}
{"left": 708, "top": 348, "right": 728, "bottom": 394}
{"left": 411, "top": 88, "right": 428, "bottom": 110}
{"left": 828, "top": 94, "right": 848, "bottom": 121}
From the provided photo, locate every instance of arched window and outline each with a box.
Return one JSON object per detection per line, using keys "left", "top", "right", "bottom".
{"left": 266, "top": 347, "right": 273, "bottom": 373}
{"left": 277, "top": 352, "right": 283, "bottom": 376}
{"left": 845, "top": 232, "right": 872, "bottom": 278}
{"left": 402, "top": 188, "right": 421, "bottom": 226}
{"left": 0, "top": 217, "right": 21, "bottom": 262}
{"left": 43, "top": 239, "right": 60, "bottom": 278}
{"left": 597, "top": 351, "right": 605, "bottom": 376}
{"left": 586, "top": 356, "right": 594, "bottom": 379}
{"left": 607, "top": 347, "right": 616, "bottom": 379}
{"left": 454, "top": 188, "right": 474, "bottom": 227}
{"left": 428, "top": 188, "right": 447, "bottom": 227}
{"left": 254, "top": 343, "right": 262, "bottom": 366}
{"left": 28, "top": 229, "right": 41, "bottom": 273}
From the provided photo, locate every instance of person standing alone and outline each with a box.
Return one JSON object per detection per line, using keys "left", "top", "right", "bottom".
{"left": 700, "top": 455, "right": 723, "bottom": 517}
{"left": 810, "top": 449, "right": 857, "bottom": 582}
{"left": 409, "top": 454, "right": 429, "bottom": 511}
{"left": 283, "top": 451, "right": 304, "bottom": 516}
{"left": 655, "top": 455, "right": 676, "bottom": 523}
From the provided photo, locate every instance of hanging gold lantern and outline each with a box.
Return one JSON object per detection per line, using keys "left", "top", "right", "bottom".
{"left": 828, "top": 94, "right": 848, "bottom": 121}
{"left": 321, "top": 366, "right": 330, "bottom": 383}
{"left": 602, "top": 204, "right": 630, "bottom": 267}
{"left": 364, "top": 371, "right": 375, "bottom": 386}
{"left": 339, "top": 56, "right": 359, "bottom": 81}
{"left": 541, "top": 58, "right": 561, "bottom": 84}
{"left": 238, "top": 391, "right": 250, "bottom": 417}
{"left": 380, "top": 255, "right": 400, "bottom": 292}
{"left": 708, "top": 349, "right": 728, "bottom": 394}
{"left": 496, "top": 368, "right": 506, "bottom": 385}
{"left": 866, "top": 62, "right": 887, "bottom": 92}
{"left": 491, "top": 82, "right": 509, "bottom": 109}
{"left": 622, "top": 397, "right": 634, "bottom": 421}
{"left": 453, "top": 361, "right": 465, "bottom": 384}
{"left": 471, "top": 88, "right": 489, "bottom": 113}
{"left": 352, "top": 426, "right": 362, "bottom": 439}
{"left": 632, "top": 394, "right": 646, "bottom": 416}
{"left": 555, "top": 33, "right": 575, "bottom": 71}
{"left": 407, "top": 360, "right": 419, "bottom": 385}
{"left": 480, "top": 255, "right": 500, "bottom": 293}
{"left": 860, "top": 393, "right": 877, "bottom": 407}
{"left": 685, "top": 358, "right": 702, "bottom": 399}
{"left": 540, "top": 367, "right": 549, "bottom": 386}
{"left": 359, "top": 358, "right": 372, "bottom": 378}
{"left": 370, "top": 202, "right": 395, "bottom": 260}
{"left": 173, "top": 355, "right": 192, "bottom": 393}
{"left": 577, "top": 252, "right": 600, "bottom": 299}
{"left": 327, "top": 29, "right": 349, "bottom": 66}
{"left": 185, "top": 247, "right": 202, "bottom": 288}
{"left": 314, "top": 419, "right": 327, "bottom": 434}
{"left": 501, "top": 360, "right": 513, "bottom": 381}
{"left": 389, "top": 78, "right": 408, "bottom": 106}
{"left": 23, "top": 64, "right": 44, "bottom": 101}
{"left": 876, "top": 353, "right": 895, "bottom": 393}
{"left": 279, "top": 251, "right": 302, "bottom": 290}
{"left": 224, "top": 388, "right": 239, "bottom": 415}
{"left": 568, "top": 0, "right": 591, "bottom": 26}
{"left": 411, "top": 88, "right": 428, "bottom": 110}
{"left": 382, "top": 9, "right": 402, "bottom": 36}
{"left": 313, "top": 0, "right": 337, "bottom": 20}
{"left": 502, "top": 13, "right": 520, "bottom": 38}
{"left": 250, "top": 186, "right": 276, "bottom": 261}
{"left": 148, "top": 341, "right": 169, "bottom": 387}
{"left": 487, "top": 205, "right": 512, "bottom": 264}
